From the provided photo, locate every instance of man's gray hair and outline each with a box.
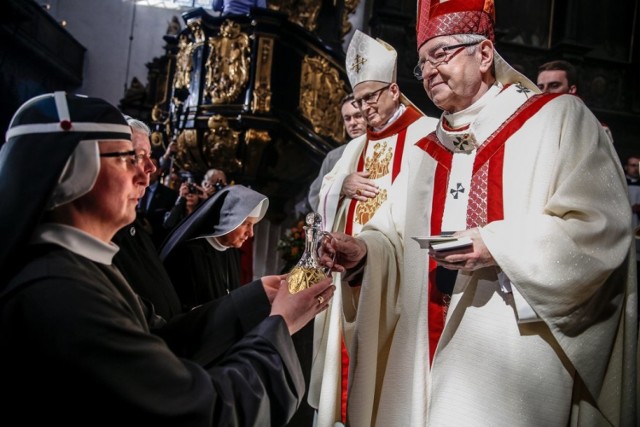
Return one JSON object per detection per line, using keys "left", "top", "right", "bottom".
{"left": 123, "top": 114, "right": 151, "bottom": 136}
{"left": 451, "top": 34, "right": 494, "bottom": 75}
{"left": 451, "top": 33, "right": 487, "bottom": 47}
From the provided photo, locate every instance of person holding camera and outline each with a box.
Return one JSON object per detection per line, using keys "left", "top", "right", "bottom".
{"left": 162, "top": 176, "right": 206, "bottom": 232}
{"left": 202, "top": 168, "right": 228, "bottom": 197}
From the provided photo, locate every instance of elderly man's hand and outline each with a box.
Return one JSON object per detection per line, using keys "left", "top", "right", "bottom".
{"left": 341, "top": 171, "right": 379, "bottom": 201}
{"left": 428, "top": 228, "right": 496, "bottom": 271}
{"left": 318, "top": 232, "right": 368, "bottom": 273}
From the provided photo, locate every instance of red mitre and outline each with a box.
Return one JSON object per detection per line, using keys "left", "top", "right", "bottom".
{"left": 416, "top": 0, "right": 496, "bottom": 50}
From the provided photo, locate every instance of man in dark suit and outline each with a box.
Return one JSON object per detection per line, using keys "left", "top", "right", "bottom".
{"left": 137, "top": 152, "right": 178, "bottom": 248}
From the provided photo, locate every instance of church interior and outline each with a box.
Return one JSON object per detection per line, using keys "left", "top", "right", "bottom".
{"left": 1, "top": 2, "right": 639, "bottom": 425}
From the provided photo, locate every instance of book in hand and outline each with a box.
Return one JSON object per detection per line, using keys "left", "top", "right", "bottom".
{"left": 411, "top": 235, "right": 473, "bottom": 252}
{"left": 429, "top": 236, "right": 472, "bottom": 252}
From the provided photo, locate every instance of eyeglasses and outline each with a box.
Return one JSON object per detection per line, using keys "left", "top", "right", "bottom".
{"left": 351, "top": 84, "right": 391, "bottom": 109}
{"left": 99, "top": 150, "right": 149, "bottom": 167}
{"left": 413, "top": 41, "right": 481, "bottom": 80}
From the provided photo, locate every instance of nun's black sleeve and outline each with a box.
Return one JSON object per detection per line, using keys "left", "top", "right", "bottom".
{"left": 156, "top": 279, "right": 271, "bottom": 365}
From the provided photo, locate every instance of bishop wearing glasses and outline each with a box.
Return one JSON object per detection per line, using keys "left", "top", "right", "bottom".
{"left": 309, "top": 29, "right": 438, "bottom": 427}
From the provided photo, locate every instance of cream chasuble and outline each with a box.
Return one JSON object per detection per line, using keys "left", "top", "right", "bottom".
{"left": 309, "top": 105, "right": 438, "bottom": 427}
{"left": 339, "top": 83, "right": 636, "bottom": 427}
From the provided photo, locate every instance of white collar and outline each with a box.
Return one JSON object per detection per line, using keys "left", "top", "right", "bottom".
{"left": 372, "top": 103, "right": 406, "bottom": 132}
{"left": 436, "top": 83, "right": 507, "bottom": 153}
{"left": 31, "top": 223, "right": 119, "bottom": 264}
{"left": 205, "top": 235, "right": 229, "bottom": 251}
{"left": 443, "top": 83, "right": 503, "bottom": 129}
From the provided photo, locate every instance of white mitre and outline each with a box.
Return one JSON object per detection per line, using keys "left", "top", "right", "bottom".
{"left": 346, "top": 29, "right": 397, "bottom": 89}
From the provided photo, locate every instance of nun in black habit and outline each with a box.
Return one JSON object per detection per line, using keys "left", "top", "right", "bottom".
{"left": 160, "top": 185, "right": 268, "bottom": 311}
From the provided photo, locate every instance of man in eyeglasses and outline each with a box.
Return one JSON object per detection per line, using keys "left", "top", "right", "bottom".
{"left": 309, "top": 29, "right": 438, "bottom": 427}
{"left": 0, "top": 92, "right": 336, "bottom": 425}
{"left": 320, "top": 0, "right": 637, "bottom": 426}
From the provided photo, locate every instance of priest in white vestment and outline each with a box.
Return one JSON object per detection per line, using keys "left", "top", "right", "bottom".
{"left": 321, "top": 1, "right": 638, "bottom": 426}
{"left": 308, "top": 30, "right": 438, "bottom": 427}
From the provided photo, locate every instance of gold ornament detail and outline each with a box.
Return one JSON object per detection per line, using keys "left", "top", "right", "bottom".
{"left": 355, "top": 189, "right": 388, "bottom": 225}
{"left": 245, "top": 129, "right": 271, "bottom": 145}
{"left": 355, "top": 140, "right": 393, "bottom": 224}
{"left": 364, "top": 141, "right": 392, "bottom": 179}
{"left": 341, "top": 0, "right": 361, "bottom": 37}
{"left": 150, "top": 131, "right": 165, "bottom": 150}
{"left": 187, "top": 18, "right": 205, "bottom": 44}
{"left": 252, "top": 36, "right": 274, "bottom": 113}
{"left": 203, "top": 114, "right": 242, "bottom": 173}
{"left": 151, "top": 104, "right": 164, "bottom": 123}
{"left": 172, "top": 19, "right": 205, "bottom": 104}
{"left": 174, "top": 129, "right": 202, "bottom": 172}
{"left": 350, "top": 53, "right": 366, "bottom": 74}
{"left": 205, "top": 20, "right": 251, "bottom": 104}
{"left": 173, "top": 35, "right": 194, "bottom": 94}
{"left": 299, "top": 55, "right": 347, "bottom": 141}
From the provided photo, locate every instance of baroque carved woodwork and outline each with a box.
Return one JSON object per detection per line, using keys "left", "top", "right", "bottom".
{"left": 174, "top": 129, "right": 203, "bottom": 171}
{"left": 173, "top": 35, "right": 195, "bottom": 101}
{"left": 205, "top": 20, "right": 251, "bottom": 104}
{"left": 142, "top": 8, "right": 354, "bottom": 216}
{"left": 299, "top": 55, "right": 348, "bottom": 142}
{"left": 203, "top": 114, "right": 243, "bottom": 173}
{"left": 251, "top": 36, "right": 274, "bottom": 113}
{"left": 341, "top": 0, "right": 361, "bottom": 37}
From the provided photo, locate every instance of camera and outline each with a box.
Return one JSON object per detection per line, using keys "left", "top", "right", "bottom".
{"left": 213, "top": 180, "right": 226, "bottom": 192}
{"left": 187, "top": 182, "right": 202, "bottom": 195}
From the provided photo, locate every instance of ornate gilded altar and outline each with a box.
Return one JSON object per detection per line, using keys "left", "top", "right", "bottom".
{"left": 149, "top": 7, "right": 353, "bottom": 219}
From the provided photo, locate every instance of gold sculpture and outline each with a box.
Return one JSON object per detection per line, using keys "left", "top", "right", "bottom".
{"left": 341, "top": 0, "right": 361, "bottom": 37}
{"left": 175, "top": 129, "right": 204, "bottom": 172}
{"left": 205, "top": 20, "right": 251, "bottom": 104}
{"left": 187, "top": 18, "right": 205, "bottom": 44}
{"left": 203, "top": 115, "right": 243, "bottom": 173}
{"left": 299, "top": 55, "right": 347, "bottom": 141}
{"left": 173, "top": 35, "right": 194, "bottom": 93}
{"left": 355, "top": 189, "right": 388, "bottom": 225}
{"left": 251, "top": 37, "right": 274, "bottom": 113}
{"left": 150, "top": 131, "right": 165, "bottom": 151}
{"left": 364, "top": 141, "right": 393, "bottom": 179}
